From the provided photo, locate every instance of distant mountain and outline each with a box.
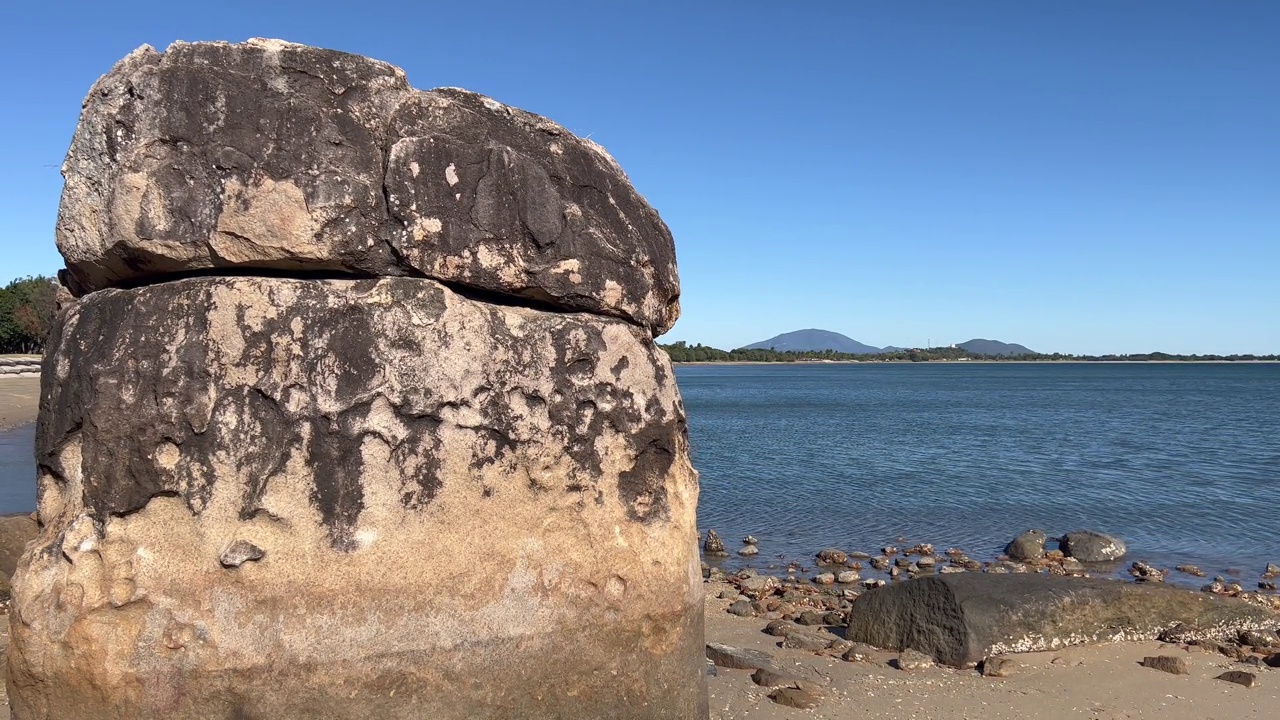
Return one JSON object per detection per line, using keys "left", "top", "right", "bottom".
{"left": 957, "top": 338, "right": 1037, "bottom": 357}
{"left": 741, "top": 329, "right": 883, "bottom": 354}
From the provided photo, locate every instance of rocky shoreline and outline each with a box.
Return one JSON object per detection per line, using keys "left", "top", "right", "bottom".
{"left": 700, "top": 527, "right": 1280, "bottom": 711}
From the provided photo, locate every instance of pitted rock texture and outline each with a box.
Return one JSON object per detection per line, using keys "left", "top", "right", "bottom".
{"left": 8, "top": 276, "right": 703, "bottom": 719}
{"left": 55, "top": 39, "right": 680, "bottom": 335}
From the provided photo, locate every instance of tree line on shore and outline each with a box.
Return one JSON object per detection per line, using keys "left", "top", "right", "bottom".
{"left": 659, "top": 341, "right": 1280, "bottom": 363}
{"left": 0, "top": 276, "right": 56, "bottom": 354}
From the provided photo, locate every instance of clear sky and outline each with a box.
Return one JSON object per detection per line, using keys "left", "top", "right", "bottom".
{"left": 3, "top": 1, "right": 1277, "bottom": 355}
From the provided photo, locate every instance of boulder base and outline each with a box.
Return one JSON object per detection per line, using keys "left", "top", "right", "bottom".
{"left": 7, "top": 276, "right": 703, "bottom": 719}
{"left": 845, "top": 573, "right": 1279, "bottom": 668}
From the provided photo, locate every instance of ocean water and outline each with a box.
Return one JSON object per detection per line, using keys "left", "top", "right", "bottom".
{"left": 0, "top": 423, "right": 36, "bottom": 516}
{"left": 1, "top": 363, "right": 1276, "bottom": 588}
{"left": 681, "top": 362, "right": 1280, "bottom": 586}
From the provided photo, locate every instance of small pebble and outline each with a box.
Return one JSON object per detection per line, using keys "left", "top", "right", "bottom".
{"left": 895, "top": 648, "right": 935, "bottom": 671}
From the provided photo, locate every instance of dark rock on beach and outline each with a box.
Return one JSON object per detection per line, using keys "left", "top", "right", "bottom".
{"left": 1141, "top": 656, "right": 1189, "bottom": 675}
{"left": 844, "top": 573, "right": 1279, "bottom": 668}
{"left": 703, "top": 529, "right": 728, "bottom": 556}
{"left": 1060, "top": 530, "right": 1127, "bottom": 562}
{"left": 769, "top": 686, "right": 822, "bottom": 709}
{"left": 706, "top": 643, "right": 775, "bottom": 671}
{"left": 1216, "top": 671, "right": 1256, "bottom": 688}
{"left": 1004, "top": 530, "right": 1047, "bottom": 561}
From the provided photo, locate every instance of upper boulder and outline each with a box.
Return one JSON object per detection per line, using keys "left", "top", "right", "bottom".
{"left": 56, "top": 39, "right": 680, "bottom": 335}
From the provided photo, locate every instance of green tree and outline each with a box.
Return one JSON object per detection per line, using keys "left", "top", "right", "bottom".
{"left": 0, "top": 275, "right": 57, "bottom": 354}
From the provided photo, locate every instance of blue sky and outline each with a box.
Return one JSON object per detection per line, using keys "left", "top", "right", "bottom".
{"left": 3, "top": 2, "right": 1277, "bottom": 355}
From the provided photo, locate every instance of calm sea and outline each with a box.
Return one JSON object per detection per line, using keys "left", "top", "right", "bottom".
{"left": 681, "top": 362, "right": 1280, "bottom": 586}
{"left": 1, "top": 363, "right": 1277, "bottom": 586}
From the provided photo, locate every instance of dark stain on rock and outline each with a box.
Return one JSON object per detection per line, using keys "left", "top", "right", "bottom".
{"left": 616, "top": 420, "right": 681, "bottom": 523}
{"left": 610, "top": 355, "right": 630, "bottom": 379}
{"left": 306, "top": 411, "right": 367, "bottom": 552}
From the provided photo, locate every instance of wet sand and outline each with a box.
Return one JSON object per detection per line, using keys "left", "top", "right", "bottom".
{"left": 0, "top": 377, "right": 39, "bottom": 431}
{"left": 704, "top": 580, "right": 1279, "bottom": 719}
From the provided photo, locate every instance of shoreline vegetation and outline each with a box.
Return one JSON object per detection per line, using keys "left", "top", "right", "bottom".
{"left": 661, "top": 341, "right": 1280, "bottom": 364}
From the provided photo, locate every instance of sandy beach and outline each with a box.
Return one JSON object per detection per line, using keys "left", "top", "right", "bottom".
{"left": 0, "top": 377, "right": 39, "bottom": 431}
{"left": 703, "top": 580, "right": 1279, "bottom": 719}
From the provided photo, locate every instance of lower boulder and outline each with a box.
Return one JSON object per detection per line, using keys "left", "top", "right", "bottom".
{"left": 7, "top": 276, "right": 704, "bottom": 719}
{"left": 845, "top": 573, "right": 1279, "bottom": 668}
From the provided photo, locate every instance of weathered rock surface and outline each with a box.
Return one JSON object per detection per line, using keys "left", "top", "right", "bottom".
{"left": 9, "top": 276, "right": 702, "bottom": 718}
{"left": 1059, "top": 530, "right": 1127, "bottom": 562}
{"left": 0, "top": 514, "right": 38, "bottom": 599}
{"left": 56, "top": 39, "right": 680, "bottom": 335}
{"left": 845, "top": 573, "right": 1279, "bottom": 668}
{"left": 1004, "top": 530, "right": 1046, "bottom": 561}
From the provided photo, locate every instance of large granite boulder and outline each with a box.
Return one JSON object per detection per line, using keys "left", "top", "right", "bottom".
{"left": 14, "top": 38, "right": 700, "bottom": 720}
{"left": 56, "top": 39, "right": 680, "bottom": 335}
{"left": 846, "top": 573, "right": 1279, "bottom": 668}
{"left": 9, "top": 276, "right": 703, "bottom": 718}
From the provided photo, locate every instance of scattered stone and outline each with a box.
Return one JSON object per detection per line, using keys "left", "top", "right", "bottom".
{"left": 737, "top": 545, "right": 759, "bottom": 557}
{"left": 727, "top": 600, "right": 755, "bottom": 617}
{"left": 1260, "top": 581, "right": 1277, "bottom": 591}
{"left": 703, "top": 530, "right": 728, "bottom": 556}
{"left": 904, "top": 543, "right": 935, "bottom": 556}
{"left": 1176, "top": 565, "right": 1206, "bottom": 577}
{"left": 1189, "top": 639, "right": 1223, "bottom": 654}
{"left": 706, "top": 643, "right": 775, "bottom": 670}
{"left": 1059, "top": 530, "right": 1127, "bottom": 562}
{"left": 895, "top": 649, "right": 935, "bottom": 671}
{"left": 738, "top": 575, "right": 781, "bottom": 599}
{"left": 1141, "top": 656, "right": 1189, "bottom": 675}
{"left": 1216, "top": 671, "right": 1256, "bottom": 688}
{"left": 870, "top": 556, "right": 890, "bottom": 571}
{"left": 816, "top": 548, "right": 848, "bottom": 566}
{"left": 751, "top": 667, "right": 801, "bottom": 687}
{"left": 980, "top": 656, "right": 1015, "bottom": 677}
{"left": 841, "top": 643, "right": 879, "bottom": 663}
{"left": 849, "top": 552, "right": 871, "bottom": 560}
{"left": 796, "top": 611, "right": 826, "bottom": 626}
{"left": 1266, "top": 653, "right": 1280, "bottom": 668}
{"left": 894, "top": 557, "right": 912, "bottom": 569}
{"left": 882, "top": 546, "right": 899, "bottom": 556}
{"left": 813, "top": 572, "right": 836, "bottom": 585}
{"left": 1005, "top": 530, "right": 1047, "bottom": 561}
{"left": 1264, "top": 562, "right": 1280, "bottom": 578}
{"left": 940, "top": 566, "right": 966, "bottom": 574}
{"left": 763, "top": 620, "right": 799, "bottom": 637}
{"left": 1130, "top": 561, "right": 1167, "bottom": 583}
{"left": 916, "top": 556, "right": 937, "bottom": 569}
{"left": 863, "top": 578, "right": 886, "bottom": 589}
{"left": 836, "top": 570, "right": 860, "bottom": 584}
{"left": 782, "top": 632, "right": 835, "bottom": 652}
{"left": 1239, "top": 629, "right": 1280, "bottom": 648}
{"left": 1060, "top": 557, "right": 1086, "bottom": 575}
{"left": 1158, "top": 623, "right": 1204, "bottom": 644}
{"left": 743, "top": 535, "right": 759, "bottom": 546}
{"left": 769, "top": 687, "right": 821, "bottom": 710}
{"left": 822, "top": 611, "right": 845, "bottom": 626}
{"left": 717, "top": 588, "right": 740, "bottom": 600}
{"left": 217, "top": 539, "right": 264, "bottom": 569}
